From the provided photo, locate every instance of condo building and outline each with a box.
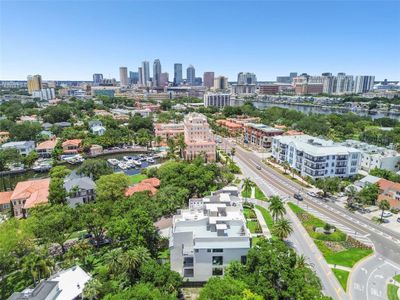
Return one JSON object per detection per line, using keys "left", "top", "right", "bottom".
{"left": 184, "top": 112, "right": 216, "bottom": 161}
{"left": 203, "top": 93, "right": 231, "bottom": 107}
{"left": 27, "top": 74, "right": 42, "bottom": 94}
{"left": 272, "top": 135, "right": 361, "bottom": 180}
{"left": 170, "top": 188, "right": 251, "bottom": 282}
{"left": 243, "top": 123, "right": 284, "bottom": 149}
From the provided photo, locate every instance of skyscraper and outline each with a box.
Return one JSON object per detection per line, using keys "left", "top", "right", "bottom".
{"left": 237, "top": 72, "right": 257, "bottom": 85}
{"left": 138, "top": 67, "right": 143, "bottom": 86}
{"left": 186, "top": 65, "right": 195, "bottom": 86}
{"left": 129, "top": 71, "right": 139, "bottom": 84}
{"left": 159, "top": 72, "right": 169, "bottom": 87}
{"left": 354, "top": 76, "right": 375, "bottom": 93}
{"left": 174, "top": 63, "right": 183, "bottom": 86}
{"left": 141, "top": 61, "right": 150, "bottom": 86}
{"left": 92, "top": 73, "right": 103, "bottom": 86}
{"left": 119, "top": 67, "right": 128, "bottom": 87}
{"left": 214, "top": 76, "right": 228, "bottom": 90}
{"left": 153, "top": 59, "right": 162, "bottom": 87}
{"left": 203, "top": 72, "right": 215, "bottom": 88}
{"left": 27, "top": 74, "right": 42, "bottom": 94}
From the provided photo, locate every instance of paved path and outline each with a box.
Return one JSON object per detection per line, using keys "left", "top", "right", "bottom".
{"left": 329, "top": 264, "right": 353, "bottom": 272}
{"left": 253, "top": 206, "right": 272, "bottom": 238}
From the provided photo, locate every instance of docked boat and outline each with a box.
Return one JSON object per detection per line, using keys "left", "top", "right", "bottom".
{"left": 146, "top": 158, "right": 155, "bottom": 163}
{"left": 132, "top": 160, "right": 142, "bottom": 166}
{"left": 118, "top": 162, "right": 128, "bottom": 170}
{"left": 107, "top": 158, "right": 120, "bottom": 166}
{"left": 123, "top": 156, "right": 133, "bottom": 161}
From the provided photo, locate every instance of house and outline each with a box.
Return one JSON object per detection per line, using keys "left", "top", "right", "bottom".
{"left": 125, "top": 177, "right": 160, "bottom": 196}
{"left": 10, "top": 178, "right": 50, "bottom": 218}
{"left": 91, "top": 125, "right": 106, "bottom": 136}
{"left": 42, "top": 122, "right": 53, "bottom": 130}
{"left": 353, "top": 175, "right": 381, "bottom": 192}
{"left": 39, "top": 130, "right": 55, "bottom": 139}
{"left": 62, "top": 139, "right": 82, "bottom": 154}
{"left": 90, "top": 144, "right": 103, "bottom": 156}
{"left": 216, "top": 120, "right": 243, "bottom": 136}
{"left": 0, "top": 191, "right": 12, "bottom": 212}
{"left": 0, "top": 131, "right": 10, "bottom": 143}
{"left": 377, "top": 179, "right": 400, "bottom": 209}
{"left": 64, "top": 176, "right": 96, "bottom": 207}
{"left": 36, "top": 139, "right": 57, "bottom": 158}
{"left": 1, "top": 141, "right": 35, "bottom": 156}
{"left": 170, "top": 189, "right": 251, "bottom": 281}
{"left": 54, "top": 122, "right": 72, "bottom": 128}
{"left": 9, "top": 265, "right": 91, "bottom": 300}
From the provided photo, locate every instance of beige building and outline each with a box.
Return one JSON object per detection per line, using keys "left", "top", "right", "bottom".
{"left": 27, "top": 74, "right": 42, "bottom": 94}
{"left": 213, "top": 76, "right": 228, "bottom": 90}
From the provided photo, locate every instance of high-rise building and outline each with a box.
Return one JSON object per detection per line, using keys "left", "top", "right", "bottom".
{"left": 237, "top": 72, "right": 257, "bottom": 85}
{"left": 129, "top": 71, "right": 139, "bottom": 85}
{"left": 141, "top": 61, "right": 150, "bottom": 86}
{"left": 204, "top": 92, "right": 231, "bottom": 108}
{"left": 276, "top": 72, "right": 297, "bottom": 84}
{"left": 355, "top": 76, "right": 375, "bottom": 93}
{"left": 153, "top": 59, "right": 162, "bottom": 87}
{"left": 119, "top": 67, "right": 128, "bottom": 87}
{"left": 174, "top": 63, "right": 183, "bottom": 86}
{"left": 214, "top": 76, "right": 228, "bottom": 90}
{"left": 92, "top": 74, "right": 103, "bottom": 86}
{"left": 159, "top": 72, "right": 169, "bottom": 87}
{"left": 195, "top": 77, "right": 202, "bottom": 86}
{"left": 186, "top": 65, "right": 196, "bottom": 86}
{"left": 203, "top": 72, "right": 215, "bottom": 88}
{"left": 335, "top": 73, "right": 354, "bottom": 94}
{"left": 27, "top": 75, "right": 42, "bottom": 94}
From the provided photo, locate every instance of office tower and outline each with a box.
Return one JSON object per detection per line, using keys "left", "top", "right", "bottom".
{"left": 119, "top": 67, "right": 128, "bottom": 87}
{"left": 237, "top": 72, "right": 257, "bottom": 85}
{"left": 354, "top": 76, "right": 375, "bottom": 93}
{"left": 129, "top": 71, "right": 139, "bottom": 84}
{"left": 336, "top": 73, "right": 354, "bottom": 94}
{"left": 321, "top": 73, "right": 335, "bottom": 94}
{"left": 27, "top": 75, "right": 42, "bottom": 94}
{"left": 289, "top": 72, "right": 298, "bottom": 79}
{"left": 186, "top": 65, "right": 196, "bottom": 86}
{"left": 159, "top": 72, "right": 169, "bottom": 87}
{"left": 141, "top": 61, "right": 150, "bottom": 86}
{"left": 138, "top": 67, "right": 143, "bottom": 86}
{"left": 152, "top": 59, "right": 162, "bottom": 87}
{"left": 214, "top": 76, "right": 228, "bottom": 90}
{"left": 174, "top": 63, "right": 183, "bottom": 86}
{"left": 203, "top": 72, "right": 215, "bottom": 88}
{"left": 195, "top": 77, "right": 202, "bottom": 86}
{"left": 92, "top": 73, "right": 103, "bottom": 86}
{"left": 277, "top": 72, "right": 298, "bottom": 84}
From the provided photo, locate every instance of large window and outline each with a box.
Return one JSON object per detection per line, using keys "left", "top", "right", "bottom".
{"left": 212, "top": 249, "right": 223, "bottom": 253}
{"left": 212, "top": 256, "right": 223, "bottom": 265}
{"left": 212, "top": 268, "right": 223, "bottom": 276}
{"left": 241, "top": 256, "right": 247, "bottom": 264}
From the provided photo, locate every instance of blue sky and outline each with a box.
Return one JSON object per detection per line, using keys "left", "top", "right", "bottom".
{"left": 1, "top": 0, "right": 399, "bottom": 81}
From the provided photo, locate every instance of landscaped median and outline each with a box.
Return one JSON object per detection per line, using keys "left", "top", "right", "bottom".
{"left": 387, "top": 275, "right": 400, "bottom": 300}
{"left": 288, "top": 202, "right": 373, "bottom": 291}
{"left": 241, "top": 180, "right": 267, "bottom": 201}
{"left": 243, "top": 206, "right": 262, "bottom": 234}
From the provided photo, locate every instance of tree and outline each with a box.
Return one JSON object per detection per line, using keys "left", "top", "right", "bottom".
{"left": 22, "top": 151, "right": 38, "bottom": 168}
{"left": 22, "top": 250, "right": 54, "bottom": 286}
{"left": 269, "top": 196, "right": 286, "bottom": 221}
{"left": 242, "top": 178, "right": 254, "bottom": 201}
{"left": 0, "top": 148, "right": 21, "bottom": 171}
{"left": 154, "top": 135, "right": 162, "bottom": 147}
{"left": 49, "top": 165, "right": 71, "bottom": 179}
{"left": 83, "top": 278, "right": 102, "bottom": 300}
{"left": 282, "top": 161, "right": 290, "bottom": 174}
{"left": 166, "top": 138, "right": 177, "bottom": 159}
{"left": 314, "top": 177, "right": 340, "bottom": 197}
{"left": 48, "top": 177, "right": 68, "bottom": 205}
{"left": 345, "top": 186, "right": 358, "bottom": 209}
{"left": 103, "top": 283, "right": 175, "bottom": 300}
{"left": 199, "top": 277, "right": 248, "bottom": 300}
{"left": 230, "top": 147, "right": 236, "bottom": 157}
{"left": 77, "top": 159, "right": 113, "bottom": 181}
{"left": 96, "top": 173, "right": 129, "bottom": 202}
{"left": 378, "top": 200, "right": 390, "bottom": 222}
{"left": 176, "top": 134, "right": 186, "bottom": 159}
{"left": 41, "top": 104, "right": 72, "bottom": 123}
{"left": 272, "top": 218, "right": 293, "bottom": 240}
{"left": 121, "top": 247, "right": 151, "bottom": 284}
{"left": 358, "top": 183, "right": 379, "bottom": 205}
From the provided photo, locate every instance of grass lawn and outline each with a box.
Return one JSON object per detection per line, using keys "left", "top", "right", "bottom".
{"left": 255, "top": 186, "right": 267, "bottom": 201}
{"left": 255, "top": 205, "right": 274, "bottom": 232}
{"left": 332, "top": 268, "right": 349, "bottom": 291}
{"left": 263, "top": 160, "right": 310, "bottom": 188}
{"left": 387, "top": 284, "right": 400, "bottom": 300}
{"left": 243, "top": 207, "right": 257, "bottom": 219}
{"left": 393, "top": 274, "right": 400, "bottom": 283}
{"left": 247, "top": 220, "right": 260, "bottom": 233}
{"left": 242, "top": 189, "right": 251, "bottom": 198}
{"left": 128, "top": 174, "right": 148, "bottom": 184}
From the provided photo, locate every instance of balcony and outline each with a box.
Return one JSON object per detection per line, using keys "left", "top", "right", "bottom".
{"left": 337, "top": 155, "right": 348, "bottom": 161}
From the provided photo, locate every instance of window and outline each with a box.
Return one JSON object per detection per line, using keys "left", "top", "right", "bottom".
{"left": 207, "top": 249, "right": 211, "bottom": 252}
{"left": 213, "top": 249, "right": 223, "bottom": 253}
{"left": 241, "top": 256, "right": 247, "bottom": 264}
{"left": 212, "top": 256, "right": 223, "bottom": 265}
{"left": 195, "top": 249, "right": 199, "bottom": 253}
{"left": 212, "top": 268, "right": 223, "bottom": 276}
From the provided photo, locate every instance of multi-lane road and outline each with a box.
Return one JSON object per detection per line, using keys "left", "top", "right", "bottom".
{"left": 221, "top": 138, "right": 400, "bottom": 300}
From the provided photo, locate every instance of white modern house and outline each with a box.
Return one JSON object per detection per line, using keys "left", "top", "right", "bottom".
{"left": 89, "top": 120, "right": 106, "bottom": 136}
{"left": 1, "top": 141, "right": 35, "bottom": 156}
{"left": 272, "top": 135, "right": 361, "bottom": 180}
{"left": 170, "top": 188, "right": 251, "bottom": 282}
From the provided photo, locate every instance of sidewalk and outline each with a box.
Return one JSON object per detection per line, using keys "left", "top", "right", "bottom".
{"left": 254, "top": 206, "right": 272, "bottom": 238}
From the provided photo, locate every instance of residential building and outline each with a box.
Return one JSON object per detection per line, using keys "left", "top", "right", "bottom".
{"left": 184, "top": 112, "right": 216, "bottom": 161}
{"left": 0, "top": 191, "right": 12, "bottom": 212}
{"left": 237, "top": 72, "right": 257, "bottom": 85}
{"left": 1, "top": 141, "right": 35, "bottom": 156}
{"left": 92, "top": 73, "right": 103, "bottom": 86}
{"left": 174, "top": 63, "right": 183, "bottom": 86}
{"left": 32, "top": 88, "right": 55, "bottom": 100}
{"left": 377, "top": 179, "right": 400, "bottom": 209}
{"left": 64, "top": 176, "right": 96, "bottom": 207}
{"left": 244, "top": 123, "right": 284, "bottom": 149}
{"left": 170, "top": 189, "right": 251, "bottom": 281}
{"left": 89, "top": 144, "right": 103, "bottom": 156}
{"left": 10, "top": 178, "right": 50, "bottom": 218}
{"left": 138, "top": 67, "right": 144, "bottom": 85}
{"left": 355, "top": 76, "right": 375, "bottom": 93}
{"left": 203, "top": 72, "right": 215, "bottom": 88}
{"left": 216, "top": 119, "right": 243, "bottom": 136}
{"left": 272, "top": 135, "right": 361, "bottom": 180}
{"left": 195, "top": 77, "right": 202, "bottom": 86}
{"left": 336, "top": 73, "right": 355, "bottom": 94}
{"left": 259, "top": 84, "right": 280, "bottom": 95}
{"left": 276, "top": 72, "right": 297, "bottom": 83}
{"left": 203, "top": 93, "right": 231, "bottom": 108}
{"left": 36, "top": 138, "right": 57, "bottom": 158}
{"left": 153, "top": 59, "right": 162, "bottom": 87}
{"left": 62, "top": 139, "right": 82, "bottom": 154}
{"left": 89, "top": 120, "right": 106, "bottom": 136}
{"left": 187, "top": 65, "right": 196, "bottom": 86}
{"left": 232, "top": 84, "right": 256, "bottom": 94}
{"left": 119, "top": 67, "right": 129, "bottom": 87}
{"left": 27, "top": 74, "right": 42, "bottom": 94}
{"left": 125, "top": 178, "right": 160, "bottom": 196}
{"left": 213, "top": 76, "right": 228, "bottom": 90}
{"left": 129, "top": 71, "right": 139, "bottom": 84}
{"left": 9, "top": 265, "right": 91, "bottom": 300}
{"left": 141, "top": 61, "right": 150, "bottom": 86}
{"left": 154, "top": 123, "right": 184, "bottom": 142}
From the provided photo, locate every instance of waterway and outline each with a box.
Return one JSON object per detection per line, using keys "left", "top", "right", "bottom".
{"left": 232, "top": 100, "right": 400, "bottom": 121}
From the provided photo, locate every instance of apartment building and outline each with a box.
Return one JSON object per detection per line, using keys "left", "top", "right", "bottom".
{"left": 154, "top": 123, "right": 184, "bottom": 142}
{"left": 272, "top": 135, "right": 361, "bottom": 180}
{"left": 203, "top": 93, "right": 231, "bottom": 107}
{"left": 243, "top": 123, "right": 284, "bottom": 149}
{"left": 184, "top": 113, "right": 216, "bottom": 161}
{"left": 170, "top": 189, "right": 251, "bottom": 282}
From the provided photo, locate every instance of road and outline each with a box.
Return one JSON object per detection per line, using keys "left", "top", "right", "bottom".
{"left": 221, "top": 138, "right": 400, "bottom": 299}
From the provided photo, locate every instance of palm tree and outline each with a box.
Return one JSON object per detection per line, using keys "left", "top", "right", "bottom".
{"left": 378, "top": 199, "right": 390, "bottom": 222}
{"left": 122, "top": 246, "right": 151, "bottom": 283}
{"left": 345, "top": 186, "right": 358, "bottom": 209}
{"left": 242, "top": 178, "right": 254, "bottom": 201}
{"left": 154, "top": 136, "right": 162, "bottom": 147}
{"left": 177, "top": 134, "right": 186, "bottom": 159}
{"left": 282, "top": 161, "right": 290, "bottom": 174}
{"left": 230, "top": 147, "right": 236, "bottom": 157}
{"left": 83, "top": 278, "right": 102, "bottom": 300}
{"left": 105, "top": 248, "right": 123, "bottom": 276}
{"left": 272, "top": 218, "right": 293, "bottom": 240}
{"left": 22, "top": 251, "right": 54, "bottom": 286}
{"left": 166, "top": 138, "right": 177, "bottom": 159}
{"left": 269, "top": 196, "right": 286, "bottom": 221}
{"left": 296, "top": 254, "right": 312, "bottom": 268}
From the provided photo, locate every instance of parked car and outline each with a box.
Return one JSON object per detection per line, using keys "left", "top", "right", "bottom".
{"left": 381, "top": 218, "right": 390, "bottom": 224}
{"left": 307, "top": 191, "right": 318, "bottom": 198}
{"left": 397, "top": 217, "right": 400, "bottom": 223}
{"left": 294, "top": 193, "right": 303, "bottom": 201}
{"left": 255, "top": 165, "right": 261, "bottom": 170}
{"left": 382, "top": 212, "right": 393, "bottom": 218}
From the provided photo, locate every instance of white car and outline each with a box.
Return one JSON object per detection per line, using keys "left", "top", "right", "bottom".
{"left": 307, "top": 191, "right": 318, "bottom": 198}
{"left": 382, "top": 212, "right": 392, "bottom": 218}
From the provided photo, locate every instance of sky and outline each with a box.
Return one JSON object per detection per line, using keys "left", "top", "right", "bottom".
{"left": 1, "top": 0, "right": 399, "bottom": 81}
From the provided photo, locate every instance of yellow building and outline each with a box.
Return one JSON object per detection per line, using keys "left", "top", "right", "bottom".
{"left": 27, "top": 75, "right": 42, "bottom": 94}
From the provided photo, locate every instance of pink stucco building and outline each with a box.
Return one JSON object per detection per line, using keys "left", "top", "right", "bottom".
{"left": 184, "top": 113, "right": 216, "bottom": 161}
{"left": 154, "top": 123, "right": 184, "bottom": 142}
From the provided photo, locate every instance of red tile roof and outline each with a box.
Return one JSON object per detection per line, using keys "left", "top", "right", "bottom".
{"left": 0, "top": 191, "right": 12, "bottom": 205}
{"left": 11, "top": 178, "right": 50, "bottom": 209}
{"left": 125, "top": 177, "right": 160, "bottom": 196}
{"left": 62, "top": 139, "right": 82, "bottom": 147}
{"left": 141, "top": 178, "right": 160, "bottom": 188}
{"left": 37, "top": 139, "right": 57, "bottom": 150}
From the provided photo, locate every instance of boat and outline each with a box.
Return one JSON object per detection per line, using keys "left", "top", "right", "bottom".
{"left": 132, "top": 160, "right": 142, "bottom": 166}
{"left": 107, "top": 158, "right": 120, "bottom": 166}
{"left": 118, "top": 162, "right": 128, "bottom": 170}
{"left": 123, "top": 156, "right": 133, "bottom": 161}
{"left": 146, "top": 158, "right": 155, "bottom": 163}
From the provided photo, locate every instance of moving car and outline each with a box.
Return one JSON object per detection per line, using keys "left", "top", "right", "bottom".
{"left": 307, "top": 191, "right": 318, "bottom": 198}
{"left": 294, "top": 193, "right": 303, "bottom": 201}
{"left": 255, "top": 165, "right": 261, "bottom": 170}
{"left": 382, "top": 212, "right": 392, "bottom": 218}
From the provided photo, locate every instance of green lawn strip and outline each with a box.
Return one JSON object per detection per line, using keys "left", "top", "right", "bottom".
{"left": 241, "top": 189, "right": 251, "bottom": 198}
{"left": 255, "top": 205, "right": 274, "bottom": 232}
{"left": 243, "top": 207, "right": 257, "bottom": 219}
{"left": 387, "top": 284, "right": 400, "bottom": 300}
{"left": 128, "top": 174, "right": 148, "bottom": 184}
{"left": 255, "top": 186, "right": 267, "bottom": 201}
{"left": 332, "top": 268, "right": 349, "bottom": 291}
{"left": 263, "top": 160, "right": 310, "bottom": 188}
{"left": 246, "top": 220, "right": 260, "bottom": 233}
{"left": 393, "top": 274, "right": 400, "bottom": 283}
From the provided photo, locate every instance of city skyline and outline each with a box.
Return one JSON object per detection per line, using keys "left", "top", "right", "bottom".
{"left": 1, "top": 1, "right": 400, "bottom": 81}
